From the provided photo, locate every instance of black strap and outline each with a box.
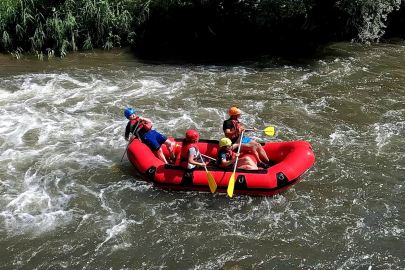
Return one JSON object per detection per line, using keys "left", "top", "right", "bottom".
{"left": 130, "top": 121, "right": 141, "bottom": 142}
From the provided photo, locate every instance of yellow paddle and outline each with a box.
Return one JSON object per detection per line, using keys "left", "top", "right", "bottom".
{"left": 199, "top": 154, "right": 217, "bottom": 193}
{"left": 227, "top": 131, "right": 244, "bottom": 198}
{"left": 245, "top": 126, "right": 275, "bottom": 136}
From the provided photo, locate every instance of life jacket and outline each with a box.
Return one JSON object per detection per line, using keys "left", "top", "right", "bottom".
{"left": 180, "top": 142, "right": 199, "bottom": 169}
{"left": 129, "top": 117, "right": 152, "bottom": 139}
{"left": 216, "top": 149, "right": 235, "bottom": 167}
{"left": 225, "top": 119, "right": 241, "bottom": 140}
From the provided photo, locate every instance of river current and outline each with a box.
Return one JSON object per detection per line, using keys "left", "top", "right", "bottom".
{"left": 0, "top": 42, "right": 404, "bottom": 269}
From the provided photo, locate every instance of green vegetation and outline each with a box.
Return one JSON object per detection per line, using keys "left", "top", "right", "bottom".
{"left": 0, "top": 0, "right": 404, "bottom": 58}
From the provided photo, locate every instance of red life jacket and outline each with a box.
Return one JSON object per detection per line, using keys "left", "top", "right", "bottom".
{"left": 216, "top": 149, "right": 235, "bottom": 167}
{"left": 225, "top": 119, "right": 241, "bottom": 140}
{"left": 180, "top": 142, "right": 199, "bottom": 169}
{"left": 129, "top": 117, "right": 152, "bottom": 134}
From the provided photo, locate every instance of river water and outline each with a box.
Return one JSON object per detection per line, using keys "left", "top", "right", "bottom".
{"left": 0, "top": 42, "right": 404, "bottom": 269}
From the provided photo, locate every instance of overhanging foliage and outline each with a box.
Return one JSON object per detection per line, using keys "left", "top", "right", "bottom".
{"left": 0, "top": 0, "right": 404, "bottom": 57}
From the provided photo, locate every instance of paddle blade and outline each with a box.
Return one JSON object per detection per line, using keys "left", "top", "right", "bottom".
{"left": 206, "top": 171, "right": 217, "bottom": 193}
{"left": 264, "top": 126, "right": 275, "bottom": 136}
{"left": 227, "top": 173, "right": 236, "bottom": 197}
{"left": 110, "top": 164, "right": 121, "bottom": 173}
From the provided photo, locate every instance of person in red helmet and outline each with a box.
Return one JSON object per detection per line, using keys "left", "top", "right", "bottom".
{"left": 179, "top": 130, "right": 206, "bottom": 170}
{"left": 223, "top": 106, "right": 270, "bottom": 168}
{"left": 124, "top": 108, "right": 175, "bottom": 164}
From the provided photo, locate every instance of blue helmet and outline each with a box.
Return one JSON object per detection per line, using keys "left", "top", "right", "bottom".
{"left": 124, "top": 108, "right": 135, "bottom": 119}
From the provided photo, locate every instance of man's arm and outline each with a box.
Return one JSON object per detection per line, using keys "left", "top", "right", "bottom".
{"left": 125, "top": 123, "right": 131, "bottom": 140}
{"left": 138, "top": 116, "right": 152, "bottom": 123}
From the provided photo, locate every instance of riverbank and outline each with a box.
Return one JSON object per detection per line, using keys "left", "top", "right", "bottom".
{"left": 1, "top": 0, "right": 405, "bottom": 59}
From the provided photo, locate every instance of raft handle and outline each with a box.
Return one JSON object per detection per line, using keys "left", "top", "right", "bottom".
{"left": 276, "top": 172, "right": 289, "bottom": 187}
{"left": 145, "top": 166, "right": 157, "bottom": 181}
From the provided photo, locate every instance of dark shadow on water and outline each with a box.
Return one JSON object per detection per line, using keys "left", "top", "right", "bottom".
{"left": 131, "top": 40, "right": 356, "bottom": 69}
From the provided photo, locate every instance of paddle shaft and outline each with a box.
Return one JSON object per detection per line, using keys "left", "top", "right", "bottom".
{"left": 120, "top": 138, "right": 134, "bottom": 162}
{"left": 121, "top": 122, "right": 142, "bottom": 162}
{"left": 175, "top": 144, "right": 216, "bottom": 161}
{"left": 245, "top": 128, "right": 269, "bottom": 132}
{"left": 227, "top": 131, "right": 244, "bottom": 197}
{"left": 200, "top": 154, "right": 216, "bottom": 161}
{"left": 232, "top": 131, "right": 244, "bottom": 174}
{"left": 245, "top": 126, "right": 275, "bottom": 136}
{"left": 200, "top": 154, "right": 208, "bottom": 172}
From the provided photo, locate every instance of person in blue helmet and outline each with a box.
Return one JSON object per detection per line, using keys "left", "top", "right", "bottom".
{"left": 124, "top": 108, "right": 175, "bottom": 164}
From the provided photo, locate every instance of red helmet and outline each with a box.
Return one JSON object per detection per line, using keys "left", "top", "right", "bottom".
{"left": 186, "top": 130, "right": 199, "bottom": 141}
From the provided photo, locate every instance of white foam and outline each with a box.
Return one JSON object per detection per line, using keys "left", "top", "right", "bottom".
{"left": 0, "top": 51, "right": 403, "bottom": 270}
{"left": 95, "top": 218, "right": 142, "bottom": 251}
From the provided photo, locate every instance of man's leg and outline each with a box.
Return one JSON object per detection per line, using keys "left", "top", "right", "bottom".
{"left": 237, "top": 157, "right": 258, "bottom": 170}
{"left": 253, "top": 141, "right": 270, "bottom": 163}
{"left": 164, "top": 139, "right": 175, "bottom": 160}
{"left": 146, "top": 131, "right": 169, "bottom": 164}
{"left": 155, "top": 148, "right": 168, "bottom": 164}
{"left": 241, "top": 144, "right": 263, "bottom": 164}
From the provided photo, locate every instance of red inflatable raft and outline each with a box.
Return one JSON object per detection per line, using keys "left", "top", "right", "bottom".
{"left": 127, "top": 138, "right": 315, "bottom": 196}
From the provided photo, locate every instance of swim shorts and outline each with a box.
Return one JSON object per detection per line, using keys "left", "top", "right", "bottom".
{"left": 143, "top": 130, "right": 167, "bottom": 151}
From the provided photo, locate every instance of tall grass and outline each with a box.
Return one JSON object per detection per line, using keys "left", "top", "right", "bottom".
{"left": 0, "top": 0, "right": 142, "bottom": 57}
{"left": 0, "top": 0, "right": 17, "bottom": 50}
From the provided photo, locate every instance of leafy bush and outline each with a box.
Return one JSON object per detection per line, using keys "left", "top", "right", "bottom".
{"left": 1, "top": 0, "right": 404, "bottom": 57}
{"left": 337, "top": 0, "right": 402, "bottom": 43}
